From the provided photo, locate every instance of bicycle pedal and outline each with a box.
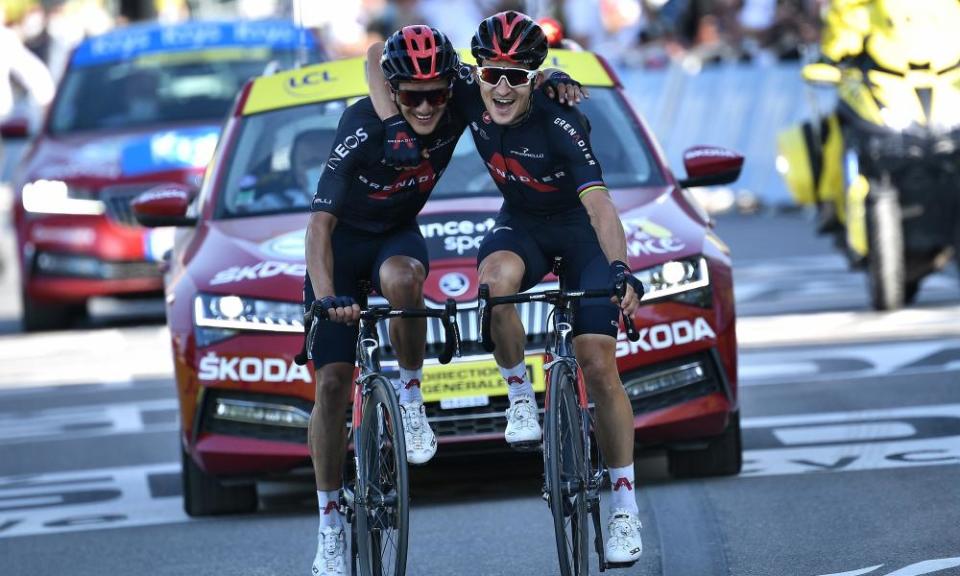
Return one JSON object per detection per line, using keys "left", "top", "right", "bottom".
{"left": 509, "top": 440, "right": 542, "bottom": 452}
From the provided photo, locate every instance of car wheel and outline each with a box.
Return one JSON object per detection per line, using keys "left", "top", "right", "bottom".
{"left": 866, "top": 176, "right": 906, "bottom": 311}
{"left": 667, "top": 412, "right": 743, "bottom": 479}
{"left": 21, "top": 291, "right": 87, "bottom": 332}
{"left": 181, "top": 447, "right": 258, "bottom": 517}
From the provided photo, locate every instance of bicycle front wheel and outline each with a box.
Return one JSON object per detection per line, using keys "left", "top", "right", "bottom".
{"left": 354, "top": 375, "right": 409, "bottom": 576}
{"left": 544, "top": 362, "right": 590, "bottom": 576}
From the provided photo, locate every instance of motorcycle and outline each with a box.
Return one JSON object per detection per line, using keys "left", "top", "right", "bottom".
{"left": 776, "top": 4, "right": 960, "bottom": 310}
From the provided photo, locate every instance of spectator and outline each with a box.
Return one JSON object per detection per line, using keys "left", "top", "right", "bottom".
{"left": 0, "top": 5, "right": 55, "bottom": 124}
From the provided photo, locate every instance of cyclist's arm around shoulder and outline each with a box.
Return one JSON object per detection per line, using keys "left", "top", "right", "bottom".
{"left": 366, "top": 41, "right": 399, "bottom": 121}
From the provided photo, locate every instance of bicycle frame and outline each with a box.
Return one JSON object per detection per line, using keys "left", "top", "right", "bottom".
{"left": 477, "top": 258, "right": 640, "bottom": 574}
{"left": 541, "top": 288, "right": 608, "bottom": 570}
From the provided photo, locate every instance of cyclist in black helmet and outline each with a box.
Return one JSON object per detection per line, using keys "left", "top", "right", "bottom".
{"left": 305, "top": 24, "right": 462, "bottom": 576}
{"left": 367, "top": 12, "right": 645, "bottom": 565}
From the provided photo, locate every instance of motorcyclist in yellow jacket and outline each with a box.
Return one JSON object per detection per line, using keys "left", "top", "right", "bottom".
{"left": 820, "top": 0, "right": 960, "bottom": 66}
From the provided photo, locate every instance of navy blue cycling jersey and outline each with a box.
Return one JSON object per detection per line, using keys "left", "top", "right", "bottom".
{"left": 450, "top": 70, "right": 605, "bottom": 216}
{"left": 311, "top": 97, "right": 465, "bottom": 233}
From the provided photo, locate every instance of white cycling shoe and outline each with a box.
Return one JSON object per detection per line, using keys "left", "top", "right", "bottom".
{"left": 312, "top": 526, "right": 346, "bottom": 576}
{"left": 400, "top": 401, "right": 437, "bottom": 464}
{"left": 504, "top": 397, "right": 542, "bottom": 445}
{"left": 605, "top": 509, "right": 643, "bottom": 564}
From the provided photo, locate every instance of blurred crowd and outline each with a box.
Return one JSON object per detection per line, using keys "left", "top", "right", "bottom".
{"left": 309, "top": 0, "right": 826, "bottom": 70}
{"left": 0, "top": 0, "right": 830, "bottom": 122}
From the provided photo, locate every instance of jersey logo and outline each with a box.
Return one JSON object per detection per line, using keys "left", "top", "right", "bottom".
{"left": 367, "top": 162, "right": 437, "bottom": 199}
{"left": 486, "top": 153, "right": 558, "bottom": 193}
{"left": 390, "top": 130, "right": 416, "bottom": 150}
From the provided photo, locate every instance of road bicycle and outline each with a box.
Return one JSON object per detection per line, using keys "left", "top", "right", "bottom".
{"left": 478, "top": 258, "right": 640, "bottom": 575}
{"left": 295, "top": 288, "right": 461, "bottom": 576}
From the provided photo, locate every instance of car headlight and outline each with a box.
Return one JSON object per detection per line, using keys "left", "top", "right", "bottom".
{"left": 194, "top": 294, "right": 304, "bottom": 333}
{"left": 634, "top": 256, "right": 710, "bottom": 304}
{"left": 22, "top": 180, "right": 105, "bottom": 215}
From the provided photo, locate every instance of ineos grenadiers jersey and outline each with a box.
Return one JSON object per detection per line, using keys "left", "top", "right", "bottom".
{"left": 311, "top": 97, "right": 465, "bottom": 233}
{"left": 450, "top": 70, "right": 605, "bottom": 216}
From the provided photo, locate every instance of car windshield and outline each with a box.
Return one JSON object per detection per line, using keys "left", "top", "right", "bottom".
{"left": 49, "top": 48, "right": 301, "bottom": 134}
{"left": 217, "top": 88, "right": 664, "bottom": 218}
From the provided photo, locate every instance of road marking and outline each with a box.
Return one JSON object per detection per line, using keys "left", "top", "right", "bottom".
{"left": 816, "top": 558, "right": 960, "bottom": 576}
{"left": 0, "top": 327, "right": 172, "bottom": 389}
{"left": 738, "top": 307, "right": 960, "bottom": 349}
{"left": 819, "top": 566, "right": 884, "bottom": 576}
{"left": 743, "top": 404, "right": 960, "bottom": 478}
{"left": 740, "top": 339, "right": 960, "bottom": 385}
{"left": 733, "top": 253, "right": 958, "bottom": 313}
{"left": 773, "top": 422, "right": 916, "bottom": 445}
{"left": 0, "top": 462, "right": 187, "bottom": 539}
{"left": 0, "top": 399, "right": 178, "bottom": 445}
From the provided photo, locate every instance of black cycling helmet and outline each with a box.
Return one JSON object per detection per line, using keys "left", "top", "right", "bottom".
{"left": 471, "top": 11, "right": 548, "bottom": 68}
{"left": 381, "top": 25, "right": 459, "bottom": 87}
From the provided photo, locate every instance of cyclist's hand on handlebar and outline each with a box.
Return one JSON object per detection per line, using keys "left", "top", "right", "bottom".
{"left": 317, "top": 295, "right": 361, "bottom": 325}
{"left": 608, "top": 260, "right": 644, "bottom": 316}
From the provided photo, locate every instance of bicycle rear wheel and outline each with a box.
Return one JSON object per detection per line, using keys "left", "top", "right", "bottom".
{"left": 544, "top": 362, "right": 590, "bottom": 576}
{"left": 354, "top": 375, "right": 409, "bottom": 576}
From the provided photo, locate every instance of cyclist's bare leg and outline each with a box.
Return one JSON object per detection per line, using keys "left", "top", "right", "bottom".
{"left": 379, "top": 255, "right": 427, "bottom": 370}
{"left": 479, "top": 250, "right": 541, "bottom": 444}
{"left": 573, "top": 334, "right": 634, "bottom": 468}
{"left": 478, "top": 250, "right": 526, "bottom": 367}
{"left": 379, "top": 255, "right": 437, "bottom": 463}
{"left": 574, "top": 333, "right": 643, "bottom": 562}
{"left": 310, "top": 362, "right": 354, "bottom": 490}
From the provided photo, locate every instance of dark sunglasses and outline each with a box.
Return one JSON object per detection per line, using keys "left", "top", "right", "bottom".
{"left": 476, "top": 66, "right": 538, "bottom": 88}
{"left": 393, "top": 87, "right": 450, "bottom": 107}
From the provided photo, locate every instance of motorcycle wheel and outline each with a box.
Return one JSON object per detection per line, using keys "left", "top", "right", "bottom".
{"left": 866, "top": 176, "right": 906, "bottom": 311}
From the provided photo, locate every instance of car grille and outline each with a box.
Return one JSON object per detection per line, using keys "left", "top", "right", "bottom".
{"left": 101, "top": 184, "right": 153, "bottom": 227}
{"left": 198, "top": 350, "right": 727, "bottom": 447}
{"left": 101, "top": 260, "right": 163, "bottom": 279}
{"left": 376, "top": 300, "right": 553, "bottom": 359}
{"left": 33, "top": 251, "right": 163, "bottom": 280}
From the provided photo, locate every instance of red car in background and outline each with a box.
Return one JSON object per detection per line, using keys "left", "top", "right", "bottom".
{"left": 8, "top": 19, "right": 320, "bottom": 331}
{"left": 133, "top": 50, "right": 744, "bottom": 516}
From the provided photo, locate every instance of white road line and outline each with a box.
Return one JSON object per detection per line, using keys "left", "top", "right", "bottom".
{"left": 817, "top": 566, "right": 884, "bottom": 576}
{"left": 0, "top": 462, "right": 187, "bottom": 539}
{"left": 738, "top": 307, "right": 960, "bottom": 349}
{"left": 742, "top": 404, "right": 960, "bottom": 478}
{"left": 0, "top": 327, "right": 173, "bottom": 389}
{"left": 816, "top": 558, "right": 960, "bottom": 576}
{"left": 0, "top": 399, "right": 178, "bottom": 444}
{"left": 740, "top": 339, "right": 960, "bottom": 385}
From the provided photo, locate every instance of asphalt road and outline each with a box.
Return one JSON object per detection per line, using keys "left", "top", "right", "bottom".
{"left": 1, "top": 210, "right": 959, "bottom": 576}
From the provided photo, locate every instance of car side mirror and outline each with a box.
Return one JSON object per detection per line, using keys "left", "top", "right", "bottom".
{"left": 131, "top": 184, "right": 199, "bottom": 227}
{"left": 802, "top": 62, "right": 841, "bottom": 86}
{"left": 677, "top": 146, "right": 744, "bottom": 188}
{"left": 0, "top": 117, "right": 30, "bottom": 139}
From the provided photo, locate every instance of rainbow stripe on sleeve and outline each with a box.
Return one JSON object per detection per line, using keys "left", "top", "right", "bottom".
{"left": 577, "top": 182, "right": 607, "bottom": 199}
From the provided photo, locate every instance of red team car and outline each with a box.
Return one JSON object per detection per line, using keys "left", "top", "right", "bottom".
{"left": 133, "top": 50, "right": 744, "bottom": 515}
{"left": 10, "top": 20, "right": 318, "bottom": 330}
